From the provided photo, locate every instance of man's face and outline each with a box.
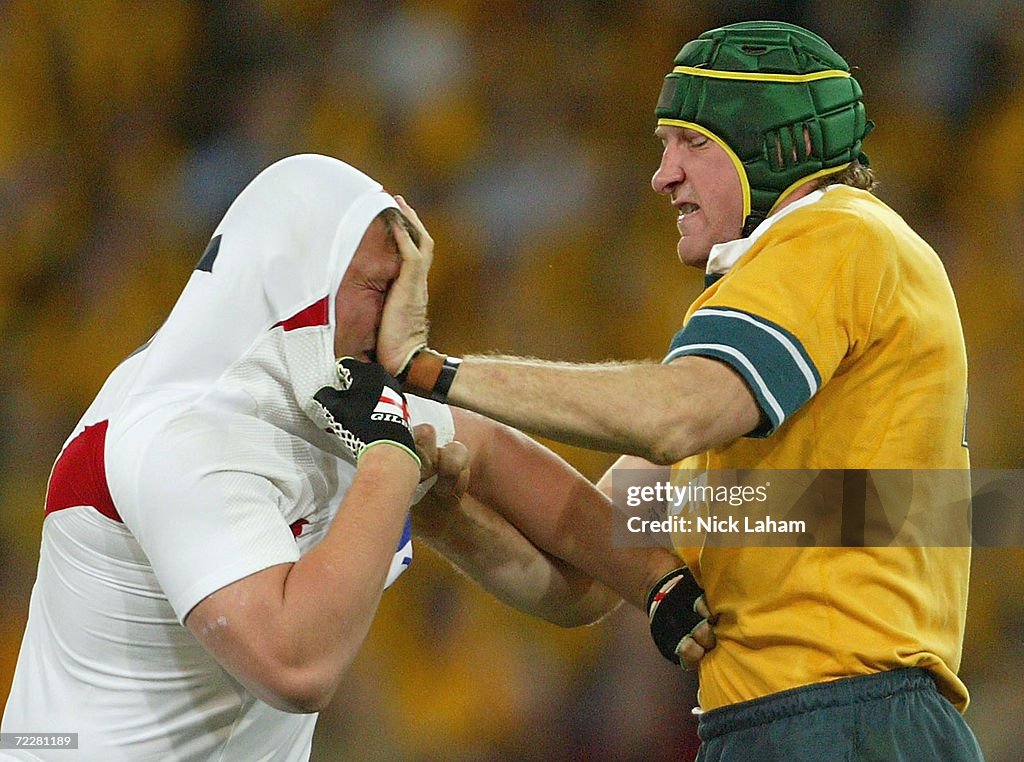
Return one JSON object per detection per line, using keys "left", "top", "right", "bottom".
{"left": 651, "top": 125, "right": 745, "bottom": 268}
{"left": 334, "top": 217, "right": 401, "bottom": 361}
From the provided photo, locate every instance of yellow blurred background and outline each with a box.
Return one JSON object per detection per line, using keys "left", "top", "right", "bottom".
{"left": 1, "top": 1, "right": 1022, "bottom": 759}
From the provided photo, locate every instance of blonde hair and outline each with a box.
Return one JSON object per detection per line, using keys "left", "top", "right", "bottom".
{"left": 813, "top": 159, "right": 876, "bottom": 193}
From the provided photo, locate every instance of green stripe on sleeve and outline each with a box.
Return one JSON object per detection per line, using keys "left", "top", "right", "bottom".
{"left": 663, "top": 307, "right": 821, "bottom": 437}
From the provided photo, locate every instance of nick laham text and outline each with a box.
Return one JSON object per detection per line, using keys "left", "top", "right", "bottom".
{"left": 627, "top": 515, "right": 806, "bottom": 534}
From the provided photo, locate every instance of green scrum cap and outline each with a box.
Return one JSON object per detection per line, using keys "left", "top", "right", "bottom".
{"left": 655, "top": 21, "right": 873, "bottom": 236}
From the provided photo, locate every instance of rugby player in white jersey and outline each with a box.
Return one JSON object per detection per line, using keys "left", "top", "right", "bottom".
{"left": 1, "top": 155, "right": 700, "bottom": 761}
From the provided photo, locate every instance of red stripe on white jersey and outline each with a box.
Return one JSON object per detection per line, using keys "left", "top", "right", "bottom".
{"left": 274, "top": 297, "right": 329, "bottom": 332}
{"left": 45, "top": 420, "right": 122, "bottom": 523}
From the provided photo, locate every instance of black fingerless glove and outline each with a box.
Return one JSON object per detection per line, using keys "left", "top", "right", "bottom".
{"left": 313, "top": 358, "right": 419, "bottom": 465}
{"left": 646, "top": 567, "right": 706, "bottom": 665}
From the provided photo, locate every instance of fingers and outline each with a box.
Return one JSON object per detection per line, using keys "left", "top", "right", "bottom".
{"left": 677, "top": 595, "right": 717, "bottom": 671}
{"left": 390, "top": 196, "right": 433, "bottom": 276}
{"left": 694, "top": 594, "right": 712, "bottom": 621}
{"left": 677, "top": 618, "right": 717, "bottom": 670}
{"left": 414, "top": 424, "right": 439, "bottom": 482}
{"left": 689, "top": 617, "right": 717, "bottom": 652}
{"left": 433, "top": 440, "right": 470, "bottom": 500}
{"left": 394, "top": 196, "right": 434, "bottom": 263}
{"left": 413, "top": 427, "right": 470, "bottom": 499}
{"left": 677, "top": 639, "right": 707, "bottom": 671}
{"left": 378, "top": 196, "right": 433, "bottom": 375}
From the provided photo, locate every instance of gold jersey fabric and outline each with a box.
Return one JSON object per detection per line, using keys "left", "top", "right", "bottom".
{"left": 664, "top": 186, "right": 971, "bottom": 712}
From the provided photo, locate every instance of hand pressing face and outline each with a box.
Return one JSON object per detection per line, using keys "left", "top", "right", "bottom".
{"left": 334, "top": 217, "right": 402, "bottom": 361}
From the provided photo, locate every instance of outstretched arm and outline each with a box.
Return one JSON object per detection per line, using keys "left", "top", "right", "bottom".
{"left": 597, "top": 455, "right": 718, "bottom": 669}
{"left": 445, "top": 355, "right": 759, "bottom": 464}
{"left": 413, "top": 408, "right": 684, "bottom": 625}
{"left": 411, "top": 431, "right": 622, "bottom": 628}
{"left": 378, "top": 199, "right": 760, "bottom": 464}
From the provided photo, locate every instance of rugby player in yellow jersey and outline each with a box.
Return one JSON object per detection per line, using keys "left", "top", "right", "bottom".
{"left": 378, "top": 20, "right": 983, "bottom": 762}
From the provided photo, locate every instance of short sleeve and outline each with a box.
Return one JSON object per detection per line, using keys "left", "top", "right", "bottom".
{"left": 665, "top": 307, "right": 822, "bottom": 436}
{"left": 664, "top": 206, "right": 886, "bottom": 437}
{"left": 107, "top": 410, "right": 302, "bottom": 623}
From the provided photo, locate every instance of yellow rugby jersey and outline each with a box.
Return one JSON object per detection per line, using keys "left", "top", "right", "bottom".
{"left": 664, "top": 186, "right": 972, "bottom": 712}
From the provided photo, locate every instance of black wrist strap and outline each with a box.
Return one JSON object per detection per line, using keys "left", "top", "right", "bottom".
{"left": 431, "top": 356, "right": 462, "bottom": 402}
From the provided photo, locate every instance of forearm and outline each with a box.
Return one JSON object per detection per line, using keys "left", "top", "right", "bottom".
{"left": 276, "top": 447, "right": 419, "bottom": 678}
{"left": 188, "top": 445, "right": 419, "bottom": 712}
{"left": 453, "top": 409, "right": 680, "bottom": 611}
{"left": 449, "top": 357, "right": 665, "bottom": 459}
{"left": 443, "top": 355, "right": 757, "bottom": 465}
{"left": 413, "top": 490, "right": 620, "bottom": 627}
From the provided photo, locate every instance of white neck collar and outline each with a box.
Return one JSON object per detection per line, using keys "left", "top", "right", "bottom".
{"left": 705, "top": 188, "right": 828, "bottom": 277}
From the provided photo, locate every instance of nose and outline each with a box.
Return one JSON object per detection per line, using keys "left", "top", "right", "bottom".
{"left": 651, "top": 144, "right": 683, "bottom": 194}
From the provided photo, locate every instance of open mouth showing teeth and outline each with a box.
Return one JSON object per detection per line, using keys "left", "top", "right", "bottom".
{"left": 677, "top": 203, "right": 699, "bottom": 216}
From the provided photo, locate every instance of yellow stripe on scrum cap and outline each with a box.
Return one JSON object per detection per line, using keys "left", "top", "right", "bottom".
{"left": 656, "top": 119, "right": 752, "bottom": 222}
{"left": 672, "top": 66, "right": 851, "bottom": 84}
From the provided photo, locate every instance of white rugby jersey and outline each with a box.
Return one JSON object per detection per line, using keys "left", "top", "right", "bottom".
{"left": 1, "top": 155, "right": 453, "bottom": 761}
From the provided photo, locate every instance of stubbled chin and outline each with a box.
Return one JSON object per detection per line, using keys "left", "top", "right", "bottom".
{"left": 677, "top": 238, "right": 710, "bottom": 269}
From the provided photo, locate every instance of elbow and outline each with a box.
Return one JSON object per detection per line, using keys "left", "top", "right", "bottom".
{"left": 643, "top": 410, "right": 757, "bottom": 463}
{"left": 256, "top": 664, "right": 342, "bottom": 714}
{"left": 236, "top": 641, "right": 359, "bottom": 713}
{"left": 642, "top": 426, "right": 700, "bottom": 466}
{"left": 643, "top": 447, "right": 683, "bottom": 467}
{"left": 627, "top": 404, "right": 705, "bottom": 465}
{"left": 639, "top": 366, "right": 764, "bottom": 463}
{"left": 258, "top": 628, "right": 371, "bottom": 713}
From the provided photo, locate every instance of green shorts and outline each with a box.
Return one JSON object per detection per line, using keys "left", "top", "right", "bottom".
{"left": 696, "top": 668, "right": 983, "bottom": 761}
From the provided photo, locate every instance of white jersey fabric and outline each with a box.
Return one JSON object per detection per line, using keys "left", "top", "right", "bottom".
{"left": 2, "top": 155, "right": 453, "bottom": 761}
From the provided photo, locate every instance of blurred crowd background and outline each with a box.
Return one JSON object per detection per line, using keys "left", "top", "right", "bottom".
{"left": 1, "top": 1, "right": 1023, "bottom": 759}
